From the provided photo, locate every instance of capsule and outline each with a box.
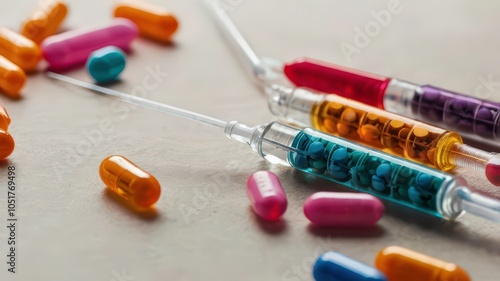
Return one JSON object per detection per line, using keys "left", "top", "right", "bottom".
{"left": 0, "top": 28, "right": 42, "bottom": 71}
{"left": 375, "top": 246, "right": 470, "bottom": 281}
{"left": 246, "top": 171, "right": 287, "bottom": 221}
{"left": 20, "top": 0, "right": 68, "bottom": 44}
{"left": 41, "top": 18, "right": 138, "bottom": 70}
{"left": 0, "top": 106, "right": 14, "bottom": 159}
{"left": 304, "top": 192, "right": 384, "bottom": 228}
{"left": 0, "top": 105, "right": 11, "bottom": 129}
{"left": 0, "top": 56, "right": 26, "bottom": 98}
{"left": 114, "top": 0, "right": 178, "bottom": 44}
{"left": 99, "top": 155, "right": 161, "bottom": 208}
{"left": 86, "top": 46, "right": 126, "bottom": 83}
{"left": 314, "top": 252, "right": 387, "bottom": 281}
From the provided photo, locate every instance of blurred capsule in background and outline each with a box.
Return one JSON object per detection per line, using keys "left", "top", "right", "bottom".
{"left": 21, "top": 0, "right": 68, "bottom": 44}
{"left": 0, "top": 105, "right": 14, "bottom": 160}
{"left": 0, "top": 56, "right": 26, "bottom": 98}
{"left": 314, "top": 251, "right": 387, "bottom": 281}
{"left": 86, "top": 46, "right": 126, "bottom": 83}
{"left": 42, "top": 18, "right": 138, "bottom": 70}
{"left": 304, "top": 192, "right": 384, "bottom": 228}
{"left": 114, "top": 0, "right": 178, "bottom": 44}
{"left": 246, "top": 171, "right": 287, "bottom": 221}
{"left": 99, "top": 155, "right": 161, "bottom": 209}
{"left": 375, "top": 246, "right": 470, "bottom": 281}
{"left": 0, "top": 28, "right": 42, "bottom": 71}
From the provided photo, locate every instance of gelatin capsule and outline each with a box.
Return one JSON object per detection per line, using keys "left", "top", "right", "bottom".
{"left": 304, "top": 192, "right": 384, "bottom": 227}
{"left": 0, "top": 28, "right": 42, "bottom": 71}
{"left": 20, "top": 0, "right": 68, "bottom": 44}
{"left": 0, "top": 130, "right": 15, "bottom": 160}
{"left": 99, "top": 155, "right": 161, "bottom": 208}
{"left": 114, "top": 0, "right": 179, "bottom": 44}
{"left": 375, "top": 246, "right": 470, "bottom": 281}
{"left": 314, "top": 252, "right": 387, "bottom": 281}
{"left": 41, "top": 18, "right": 138, "bottom": 70}
{"left": 246, "top": 171, "right": 287, "bottom": 221}
{"left": 86, "top": 46, "right": 126, "bottom": 83}
{"left": 0, "top": 56, "right": 26, "bottom": 98}
{"left": 0, "top": 105, "right": 11, "bottom": 129}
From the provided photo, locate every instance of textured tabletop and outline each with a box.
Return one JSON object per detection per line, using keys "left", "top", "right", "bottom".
{"left": 1, "top": 0, "right": 500, "bottom": 280}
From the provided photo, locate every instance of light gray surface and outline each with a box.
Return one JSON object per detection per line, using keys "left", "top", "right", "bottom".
{"left": 1, "top": 0, "right": 500, "bottom": 280}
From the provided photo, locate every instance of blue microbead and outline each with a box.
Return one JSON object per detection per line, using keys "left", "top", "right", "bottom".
{"left": 376, "top": 163, "right": 391, "bottom": 180}
{"left": 408, "top": 186, "right": 424, "bottom": 204}
{"left": 330, "top": 170, "right": 350, "bottom": 181}
{"left": 359, "top": 174, "right": 371, "bottom": 185}
{"left": 371, "top": 175, "right": 386, "bottom": 191}
{"left": 313, "top": 252, "right": 388, "bottom": 281}
{"left": 308, "top": 141, "right": 325, "bottom": 160}
{"left": 86, "top": 46, "right": 126, "bottom": 83}
{"left": 332, "top": 148, "right": 349, "bottom": 164}
{"left": 399, "top": 167, "right": 412, "bottom": 178}
{"left": 416, "top": 173, "right": 433, "bottom": 189}
{"left": 293, "top": 154, "right": 309, "bottom": 169}
{"left": 312, "top": 160, "right": 327, "bottom": 170}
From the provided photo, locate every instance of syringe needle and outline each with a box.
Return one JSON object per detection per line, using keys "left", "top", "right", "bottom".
{"left": 46, "top": 72, "right": 228, "bottom": 128}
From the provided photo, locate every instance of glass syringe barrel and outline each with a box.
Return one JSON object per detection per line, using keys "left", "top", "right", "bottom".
{"left": 284, "top": 58, "right": 500, "bottom": 147}
{"left": 265, "top": 84, "right": 500, "bottom": 186}
{"left": 225, "top": 121, "right": 500, "bottom": 221}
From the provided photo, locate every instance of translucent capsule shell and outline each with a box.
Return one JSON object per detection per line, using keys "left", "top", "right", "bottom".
{"left": 0, "top": 105, "right": 11, "bottom": 129}
{"left": 375, "top": 246, "right": 471, "bottom": 281}
{"left": 0, "top": 130, "right": 15, "bottom": 160}
{"left": 0, "top": 28, "right": 42, "bottom": 71}
{"left": 21, "top": 0, "right": 68, "bottom": 44}
{"left": 304, "top": 192, "right": 384, "bottom": 227}
{"left": 99, "top": 155, "right": 161, "bottom": 208}
{"left": 114, "top": 1, "right": 178, "bottom": 43}
{"left": 0, "top": 56, "right": 26, "bottom": 98}
{"left": 314, "top": 252, "right": 388, "bottom": 281}
{"left": 41, "top": 18, "right": 138, "bottom": 70}
{"left": 246, "top": 171, "right": 287, "bottom": 221}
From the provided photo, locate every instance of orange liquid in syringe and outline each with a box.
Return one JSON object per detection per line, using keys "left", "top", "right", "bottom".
{"left": 311, "top": 99, "right": 462, "bottom": 170}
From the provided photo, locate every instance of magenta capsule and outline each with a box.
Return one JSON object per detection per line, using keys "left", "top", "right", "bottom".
{"left": 246, "top": 171, "right": 287, "bottom": 221}
{"left": 304, "top": 192, "right": 384, "bottom": 227}
{"left": 41, "top": 18, "right": 138, "bottom": 70}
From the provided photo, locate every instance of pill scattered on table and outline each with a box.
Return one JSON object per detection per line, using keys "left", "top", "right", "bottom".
{"left": 114, "top": 0, "right": 179, "bottom": 44}
{"left": 99, "top": 155, "right": 161, "bottom": 209}
{"left": 21, "top": 0, "right": 68, "bottom": 44}
{"left": 246, "top": 171, "right": 287, "bottom": 221}
{"left": 304, "top": 192, "right": 384, "bottom": 228}
{"left": 0, "top": 28, "right": 42, "bottom": 71}
{"left": 375, "top": 246, "right": 470, "bottom": 281}
{"left": 86, "top": 46, "right": 126, "bottom": 83}
{"left": 0, "top": 56, "right": 26, "bottom": 98}
{"left": 42, "top": 18, "right": 138, "bottom": 70}
{"left": 313, "top": 251, "right": 388, "bottom": 281}
{"left": 0, "top": 105, "right": 14, "bottom": 160}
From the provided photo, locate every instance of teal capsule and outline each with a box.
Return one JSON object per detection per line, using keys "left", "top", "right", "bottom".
{"left": 313, "top": 252, "right": 387, "bottom": 281}
{"left": 86, "top": 46, "right": 126, "bottom": 83}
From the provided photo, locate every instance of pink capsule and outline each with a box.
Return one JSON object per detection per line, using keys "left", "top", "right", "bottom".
{"left": 41, "top": 18, "right": 138, "bottom": 70}
{"left": 246, "top": 171, "right": 287, "bottom": 221}
{"left": 304, "top": 192, "right": 384, "bottom": 228}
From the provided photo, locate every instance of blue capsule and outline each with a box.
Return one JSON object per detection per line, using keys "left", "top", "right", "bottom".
{"left": 308, "top": 141, "right": 325, "bottom": 160}
{"left": 313, "top": 252, "right": 387, "bottom": 281}
{"left": 86, "top": 46, "right": 126, "bottom": 83}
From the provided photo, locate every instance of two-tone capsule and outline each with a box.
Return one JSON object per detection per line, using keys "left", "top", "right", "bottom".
{"left": 0, "top": 28, "right": 42, "bottom": 71}
{"left": 375, "top": 246, "right": 470, "bottom": 281}
{"left": 304, "top": 192, "right": 384, "bottom": 227}
{"left": 0, "top": 106, "right": 14, "bottom": 160}
{"left": 246, "top": 171, "right": 287, "bottom": 221}
{"left": 42, "top": 18, "right": 138, "bottom": 70}
{"left": 99, "top": 155, "right": 161, "bottom": 208}
{"left": 86, "top": 46, "right": 126, "bottom": 83}
{"left": 314, "top": 252, "right": 387, "bottom": 281}
{"left": 0, "top": 56, "right": 26, "bottom": 98}
{"left": 21, "top": 0, "right": 68, "bottom": 44}
{"left": 114, "top": 1, "right": 178, "bottom": 44}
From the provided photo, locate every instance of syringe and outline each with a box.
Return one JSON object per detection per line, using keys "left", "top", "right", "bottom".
{"left": 48, "top": 71, "right": 500, "bottom": 223}
{"left": 204, "top": 0, "right": 500, "bottom": 186}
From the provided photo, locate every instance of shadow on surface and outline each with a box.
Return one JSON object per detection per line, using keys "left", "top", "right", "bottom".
{"left": 307, "top": 224, "right": 385, "bottom": 238}
{"left": 103, "top": 188, "right": 160, "bottom": 221}
{"left": 249, "top": 207, "right": 288, "bottom": 236}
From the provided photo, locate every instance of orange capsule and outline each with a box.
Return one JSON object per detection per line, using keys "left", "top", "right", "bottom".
{"left": 114, "top": 1, "right": 178, "bottom": 44}
{"left": 0, "top": 105, "right": 12, "bottom": 129}
{"left": 0, "top": 56, "right": 26, "bottom": 98}
{"left": 99, "top": 155, "right": 161, "bottom": 208}
{"left": 375, "top": 246, "right": 470, "bottom": 281}
{"left": 21, "top": 0, "right": 68, "bottom": 44}
{"left": 0, "top": 28, "right": 42, "bottom": 71}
